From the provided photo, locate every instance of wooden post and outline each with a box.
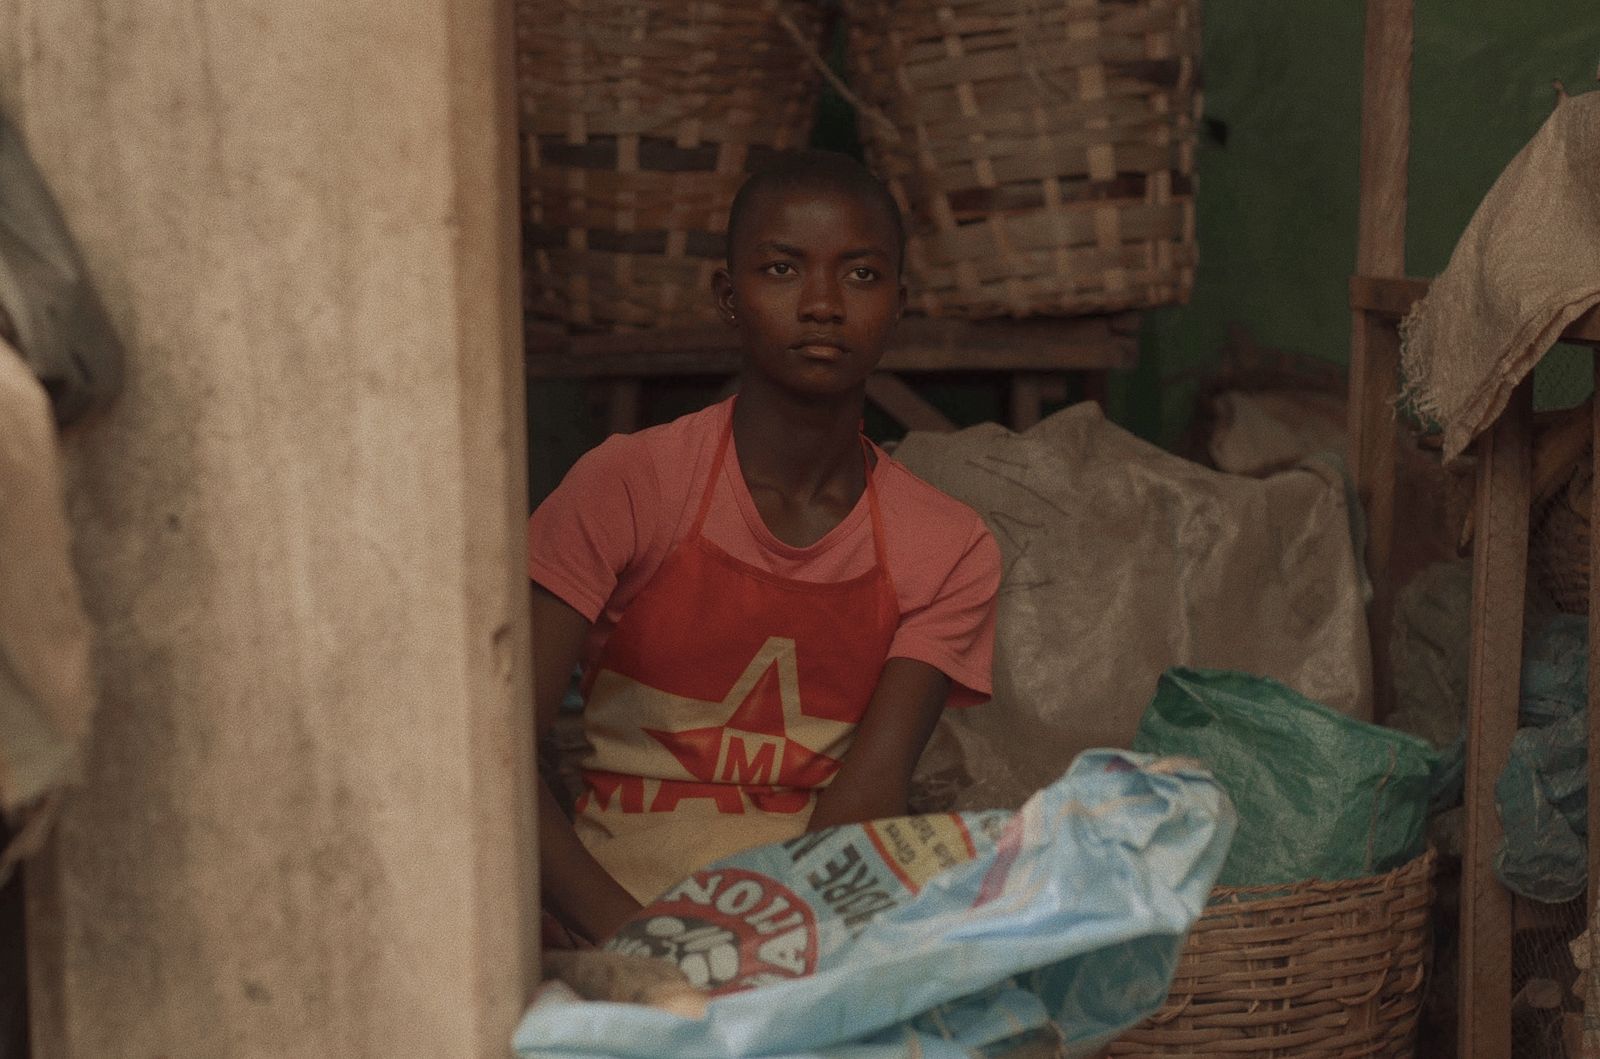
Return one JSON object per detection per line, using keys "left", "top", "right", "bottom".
{"left": 1588, "top": 356, "right": 1600, "bottom": 1058}
{"left": 1458, "top": 378, "right": 1533, "bottom": 1059}
{"left": 8, "top": 0, "right": 538, "bottom": 1054}
{"left": 1347, "top": 0, "right": 1413, "bottom": 723}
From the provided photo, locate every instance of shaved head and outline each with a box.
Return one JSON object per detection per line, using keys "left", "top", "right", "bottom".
{"left": 726, "top": 150, "right": 906, "bottom": 275}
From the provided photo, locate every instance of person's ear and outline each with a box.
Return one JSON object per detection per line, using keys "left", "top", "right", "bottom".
{"left": 712, "top": 268, "right": 736, "bottom": 327}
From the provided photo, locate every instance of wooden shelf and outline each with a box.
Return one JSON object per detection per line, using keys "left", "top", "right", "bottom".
{"left": 525, "top": 313, "right": 1140, "bottom": 378}
{"left": 1350, "top": 275, "right": 1600, "bottom": 347}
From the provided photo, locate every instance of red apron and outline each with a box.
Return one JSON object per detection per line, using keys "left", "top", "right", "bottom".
{"left": 574, "top": 411, "right": 900, "bottom": 902}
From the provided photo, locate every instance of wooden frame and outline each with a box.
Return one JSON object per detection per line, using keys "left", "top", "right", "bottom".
{"left": 1351, "top": 276, "right": 1600, "bottom": 344}
{"left": 526, "top": 312, "right": 1140, "bottom": 434}
{"left": 1347, "top": 6, "right": 1600, "bottom": 1055}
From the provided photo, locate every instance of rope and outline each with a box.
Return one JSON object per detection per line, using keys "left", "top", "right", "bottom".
{"left": 768, "top": 0, "right": 903, "bottom": 144}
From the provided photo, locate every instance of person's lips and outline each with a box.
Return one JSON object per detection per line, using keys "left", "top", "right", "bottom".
{"left": 792, "top": 337, "right": 849, "bottom": 362}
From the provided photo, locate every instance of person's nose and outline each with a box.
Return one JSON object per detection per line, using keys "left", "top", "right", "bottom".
{"left": 798, "top": 270, "right": 845, "bottom": 324}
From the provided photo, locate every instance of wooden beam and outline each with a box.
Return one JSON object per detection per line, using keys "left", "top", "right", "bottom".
{"left": 1354, "top": 314, "right": 1401, "bottom": 724}
{"left": 1511, "top": 893, "right": 1582, "bottom": 933}
{"left": 864, "top": 373, "right": 956, "bottom": 433}
{"left": 1458, "top": 377, "right": 1532, "bottom": 1059}
{"left": 1349, "top": 275, "right": 1429, "bottom": 319}
{"left": 525, "top": 315, "right": 1138, "bottom": 377}
{"left": 1350, "top": 275, "right": 1600, "bottom": 346}
{"left": 1346, "top": 0, "right": 1413, "bottom": 725}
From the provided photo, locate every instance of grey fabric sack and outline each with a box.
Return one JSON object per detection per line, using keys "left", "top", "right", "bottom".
{"left": 0, "top": 114, "right": 122, "bottom": 424}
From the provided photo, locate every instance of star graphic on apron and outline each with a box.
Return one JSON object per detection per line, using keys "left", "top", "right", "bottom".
{"left": 641, "top": 636, "right": 855, "bottom": 789}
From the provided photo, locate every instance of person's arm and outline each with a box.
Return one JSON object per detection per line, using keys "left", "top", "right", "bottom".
{"left": 806, "top": 657, "right": 950, "bottom": 832}
{"left": 532, "top": 585, "right": 643, "bottom": 943}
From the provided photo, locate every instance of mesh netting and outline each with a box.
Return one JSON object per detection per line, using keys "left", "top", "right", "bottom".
{"left": 1519, "top": 401, "right": 1590, "bottom": 1057}
{"left": 1509, "top": 894, "right": 1588, "bottom": 1057}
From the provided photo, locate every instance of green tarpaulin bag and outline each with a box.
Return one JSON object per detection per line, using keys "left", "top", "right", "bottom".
{"left": 1132, "top": 668, "right": 1438, "bottom": 887}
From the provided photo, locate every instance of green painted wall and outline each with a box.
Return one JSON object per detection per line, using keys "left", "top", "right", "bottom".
{"left": 1115, "top": 2, "right": 1600, "bottom": 446}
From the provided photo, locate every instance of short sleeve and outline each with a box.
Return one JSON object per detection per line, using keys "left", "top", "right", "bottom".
{"left": 887, "top": 518, "right": 1001, "bottom": 708}
{"left": 527, "top": 434, "right": 657, "bottom": 622}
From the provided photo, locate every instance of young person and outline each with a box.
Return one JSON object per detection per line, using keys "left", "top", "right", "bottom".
{"left": 529, "top": 151, "right": 1000, "bottom": 944}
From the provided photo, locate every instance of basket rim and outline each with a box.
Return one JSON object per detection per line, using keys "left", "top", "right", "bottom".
{"left": 1204, "top": 846, "right": 1436, "bottom": 906}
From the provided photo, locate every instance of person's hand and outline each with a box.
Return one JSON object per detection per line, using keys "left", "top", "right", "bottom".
{"left": 542, "top": 949, "right": 710, "bottom": 1018}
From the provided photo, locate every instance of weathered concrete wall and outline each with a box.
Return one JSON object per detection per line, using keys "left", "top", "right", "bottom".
{"left": 0, "top": 0, "right": 537, "bottom": 1055}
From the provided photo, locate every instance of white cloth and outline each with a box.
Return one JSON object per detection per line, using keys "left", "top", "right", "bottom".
{"left": 0, "top": 337, "right": 94, "bottom": 875}
{"left": 895, "top": 403, "right": 1371, "bottom": 810}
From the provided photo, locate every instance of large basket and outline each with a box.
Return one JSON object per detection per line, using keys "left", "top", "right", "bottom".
{"left": 1108, "top": 849, "right": 1435, "bottom": 1057}
{"left": 845, "top": 0, "right": 1199, "bottom": 319}
{"left": 517, "top": 1, "right": 824, "bottom": 330}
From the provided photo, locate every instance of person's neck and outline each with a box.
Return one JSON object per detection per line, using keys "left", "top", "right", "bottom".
{"left": 730, "top": 377, "right": 867, "bottom": 501}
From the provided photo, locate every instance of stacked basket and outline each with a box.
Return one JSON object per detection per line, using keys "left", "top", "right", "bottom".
{"left": 518, "top": 0, "right": 824, "bottom": 330}
{"left": 845, "top": 0, "right": 1200, "bottom": 318}
{"left": 1109, "top": 850, "right": 1435, "bottom": 1056}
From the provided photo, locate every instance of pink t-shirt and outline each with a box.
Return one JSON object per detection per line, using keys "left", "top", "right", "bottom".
{"left": 528, "top": 398, "right": 999, "bottom": 707}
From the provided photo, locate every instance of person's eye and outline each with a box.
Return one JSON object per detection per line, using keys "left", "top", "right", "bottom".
{"left": 763, "top": 262, "right": 795, "bottom": 276}
{"left": 849, "top": 266, "right": 879, "bottom": 281}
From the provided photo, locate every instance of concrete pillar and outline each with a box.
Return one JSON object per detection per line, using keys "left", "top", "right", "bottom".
{"left": 0, "top": 0, "right": 537, "bottom": 1055}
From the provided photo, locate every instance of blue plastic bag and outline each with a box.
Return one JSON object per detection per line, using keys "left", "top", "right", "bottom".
{"left": 513, "top": 750, "right": 1235, "bottom": 1059}
{"left": 1409, "top": 613, "right": 1591, "bottom": 901}
{"left": 1493, "top": 614, "right": 1589, "bottom": 902}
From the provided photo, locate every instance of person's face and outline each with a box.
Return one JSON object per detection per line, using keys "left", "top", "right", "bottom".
{"left": 713, "top": 186, "right": 906, "bottom": 398}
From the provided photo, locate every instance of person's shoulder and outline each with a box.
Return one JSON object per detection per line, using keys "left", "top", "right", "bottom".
{"left": 875, "top": 451, "right": 1000, "bottom": 611}
{"left": 875, "top": 450, "right": 992, "bottom": 549}
{"left": 562, "top": 428, "right": 645, "bottom": 485}
{"left": 573, "top": 398, "right": 728, "bottom": 477}
{"left": 629, "top": 396, "right": 729, "bottom": 452}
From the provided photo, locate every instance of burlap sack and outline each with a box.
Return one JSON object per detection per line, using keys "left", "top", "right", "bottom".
{"left": 896, "top": 402, "right": 1372, "bottom": 810}
{"left": 1401, "top": 90, "right": 1600, "bottom": 463}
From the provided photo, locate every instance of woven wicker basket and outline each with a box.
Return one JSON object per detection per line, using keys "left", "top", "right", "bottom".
{"left": 1108, "top": 849, "right": 1435, "bottom": 1057}
{"left": 844, "top": 0, "right": 1200, "bottom": 319}
{"left": 517, "top": 1, "right": 824, "bottom": 330}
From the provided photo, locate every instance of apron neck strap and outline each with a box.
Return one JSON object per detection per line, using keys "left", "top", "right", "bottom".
{"left": 689, "top": 415, "right": 736, "bottom": 536}
{"left": 692, "top": 409, "right": 889, "bottom": 573}
{"left": 861, "top": 437, "right": 890, "bottom": 572}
